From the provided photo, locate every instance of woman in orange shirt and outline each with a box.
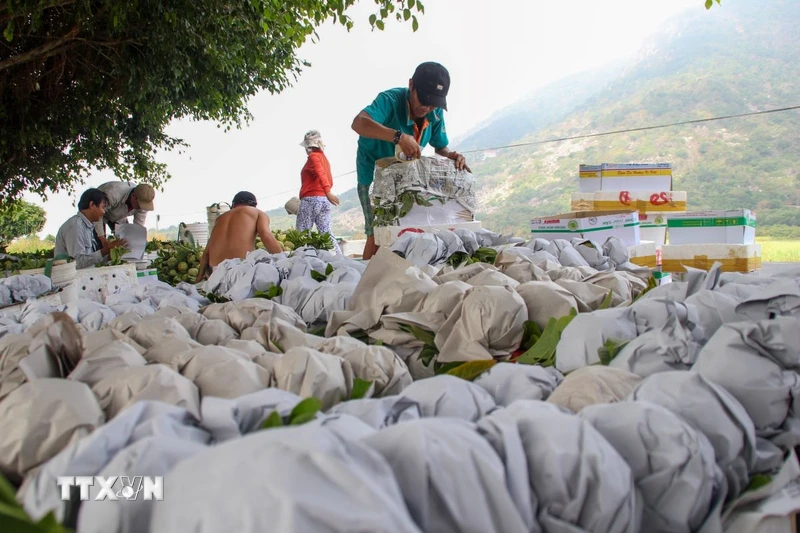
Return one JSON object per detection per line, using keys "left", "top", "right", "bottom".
{"left": 297, "top": 130, "right": 342, "bottom": 255}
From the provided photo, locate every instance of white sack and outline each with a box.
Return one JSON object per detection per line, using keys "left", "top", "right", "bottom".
{"left": 325, "top": 395, "right": 421, "bottom": 429}
{"left": 474, "top": 362, "right": 563, "bottom": 406}
{"left": 397, "top": 374, "right": 496, "bottom": 421}
{"left": 362, "top": 418, "right": 528, "bottom": 533}
{"left": 272, "top": 347, "right": 353, "bottom": 410}
{"left": 200, "top": 388, "right": 303, "bottom": 442}
{"left": 180, "top": 345, "right": 272, "bottom": 399}
{"left": 555, "top": 307, "right": 638, "bottom": 373}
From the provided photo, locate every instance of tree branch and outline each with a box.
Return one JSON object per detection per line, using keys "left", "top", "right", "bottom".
{"left": 0, "top": 25, "right": 80, "bottom": 73}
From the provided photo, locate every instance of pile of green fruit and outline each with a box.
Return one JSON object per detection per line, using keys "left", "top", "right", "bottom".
{"left": 259, "top": 229, "right": 334, "bottom": 252}
{"left": 149, "top": 240, "right": 204, "bottom": 286}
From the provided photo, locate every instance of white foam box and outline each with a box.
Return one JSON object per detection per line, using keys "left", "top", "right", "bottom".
{"left": 397, "top": 199, "right": 474, "bottom": 227}
{"left": 374, "top": 221, "right": 483, "bottom": 247}
{"left": 137, "top": 268, "right": 160, "bottom": 286}
{"left": 599, "top": 163, "right": 673, "bottom": 191}
{"left": 530, "top": 210, "right": 641, "bottom": 247}
{"left": 661, "top": 243, "right": 761, "bottom": 274}
{"left": 571, "top": 190, "right": 687, "bottom": 215}
{"left": 627, "top": 241, "right": 657, "bottom": 269}
{"left": 667, "top": 209, "right": 756, "bottom": 245}
{"left": 578, "top": 164, "right": 602, "bottom": 193}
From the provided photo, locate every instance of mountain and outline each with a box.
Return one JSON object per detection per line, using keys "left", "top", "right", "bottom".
{"left": 271, "top": 0, "right": 800, "bottom": 238}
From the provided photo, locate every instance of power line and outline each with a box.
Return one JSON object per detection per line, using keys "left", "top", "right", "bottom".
{"left": 153, "top": 105, "right": 799, "bottom": 218}
{"left": 461, "top": 104, "right": 800, "bottom": 154}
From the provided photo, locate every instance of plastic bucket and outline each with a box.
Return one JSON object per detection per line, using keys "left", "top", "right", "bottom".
{"left": 179, "top": 222, "right": 209, "bottom": 247}
{"left": 207, "top": 202, "right": 230, "bottom": 236}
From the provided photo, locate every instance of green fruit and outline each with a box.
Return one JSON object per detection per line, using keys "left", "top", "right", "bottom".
{"left": 177, "top": 262, "right": 188, "bottom": 273}
{"left": 283, "top": 241, "right": 295, "bottom": 251}
{"left": 169, "top": 269, "right": 178, "bottom": 277}
{"left": 187, "top": 268, "right": 199, "bottom": 277}
{"left": 187, "top": 254, "right": 197, "bottom": 263}
{"left": 173, "top": 275, "right": 182, "bottom": 284}
{"left": 166, "top": 257, "right": 178, "bottom": 268}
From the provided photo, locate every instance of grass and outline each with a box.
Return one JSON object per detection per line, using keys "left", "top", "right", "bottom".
{"left": 756, "top": 237, "right": 800, "bottom": 263}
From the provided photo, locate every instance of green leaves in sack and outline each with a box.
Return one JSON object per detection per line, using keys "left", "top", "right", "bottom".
{"left": 350, "top": 378, "right": 374, "bottom": 400}
{"left": 444, "top": 360, "right": 496, "bottom": 381}
{"left": 516, "top": 308, "right": 577, "bottom": 367}
{"left": 597, "top": 338, "right": 630, "bottom": 366}
{"left": 310, "top": 270, "right": 327, "bottom": 282}
{"left": 289, "top": 397, "right": 322, "bottom": 425}
{"left": 631, "top": 275, "right": 658, "bottom": 304}
{"left": 520, "top": 320, "right": 543, "bottom": 351}
{"left": 253, "top": 285, "right": 283, "bottom": 300}
{"left": 598, "top": 290, "right": 614, "bottom": 310}
{"left": 473, "top": 247, "right": 498, "bottom": 265}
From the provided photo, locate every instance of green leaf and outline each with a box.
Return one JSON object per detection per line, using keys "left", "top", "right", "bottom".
{"left": 290, "top": 412, "right": 317, "bottom": 425}
{"left": 517, "top": 309, "right": 577, "bottom": 367}
{"left": 0, "top": 472, "right": 18, "bottom": 506}
{"left": 745, "top": 473, "right": 772, "bottom": 492}
{"left": 520, "top": 320, "right": 543, "bottom": 351}
{"left": 705, "top": 0, "right": 713, "bottom": 8}
{"left": 3, "top": 21, "right": 13, "bottom": 43}
{"left": 403, "top": 9, "right": 411, "bottom": 21}
{"left": 412, "top": 16, "right": 419, "bottom": 31}
{"left": 399, "top": 323, "right": 436, "bottom": 346}
{"left": 310, "top": 270, "right": 327, "bottom": 282}
{"left": 445, "top": 360, "right": 496, "bottom": 381}
{"left": 375, "top": 19, "right": 385, "bottom": 30}
{"left": 419, "top": 344, "right": 439, "bottom": 367}
{"left": 368, "top": 13, "right": 377, "bottom": 25}
{"left": 434, "top": 361, "right": 464, "bottom": 375}
{"left": 408, "top": 0, "right": 415, "bottom": 9}
{"left": 598, "top": 290, "right": 614, "bottom": 310}
{"left": 325, "top": 263, "right": 334, "bottom": 276}
{"left": 290, "top": 397, "right": 322, "bottom": 423}
{"left": 351, "top": 378, "right": 373, "bottom": 400}
{"left": 260, "top": 411, "right": 283, "bottom": 430}
{"left": 598, "top": 338, "right": 630, "bottom": 366}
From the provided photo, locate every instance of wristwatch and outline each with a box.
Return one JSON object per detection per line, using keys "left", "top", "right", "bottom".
{"left": 392, "top": 130, "right": 402, "bottom": 145}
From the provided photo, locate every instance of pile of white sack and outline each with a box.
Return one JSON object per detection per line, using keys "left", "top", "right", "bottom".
{"left": 0, "top": 273, "right": 53, "bottom": 307}
{"left": 0, "top": 240, "right": 799, "bottom": 533}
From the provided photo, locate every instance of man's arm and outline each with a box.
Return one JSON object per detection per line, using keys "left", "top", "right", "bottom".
{"left": 352, "top": 110, "right": 421, "bottom": 160}
{"left": 256, "top": 212, "right": 283, "bottom": 254}
{"left": 133, "top": 210, "right": 148, "bottom": 227}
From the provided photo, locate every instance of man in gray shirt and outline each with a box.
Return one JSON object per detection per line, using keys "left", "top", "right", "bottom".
{"left": 94, "top": 181, "right": 156, "bottom": 238}
{"left": 55, "top": 188, "right": 129, "bottom": 269}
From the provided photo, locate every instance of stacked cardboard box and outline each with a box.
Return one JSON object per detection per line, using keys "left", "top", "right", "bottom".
{"left": 572, "top": 163, "right": 685, "bottom": 248}
{"left": 662, "top": 209, "right": 760, "bottom": 274}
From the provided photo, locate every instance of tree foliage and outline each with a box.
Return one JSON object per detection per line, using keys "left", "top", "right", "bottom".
{"left": 0, "top": 0, "right": 425, "bottom": 200}
{"left": 0, "top": 200, "right": 47, "bottom": 250}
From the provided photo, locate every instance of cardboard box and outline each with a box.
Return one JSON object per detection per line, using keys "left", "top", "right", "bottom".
{"left": 578, "top": 164, "right": 602, "bottom": 193}
{"left": 661, "top": 243, "right": 761, "bottom": 273}
{"left": 667, "top": 209, "right": 756, "bottom": 245}
{"left": 628, "top": 241, "right": 657, "bottom": 269}
{"left": 600, "top": 163, "right": 673, "bottom": 191}
{"left": 640, "top": 213, "right": 669, "bottom": 248}
{"left": 571, "top": 191, "right": 687, "bottom": 215}
{"left": 530, "top": 210, "right": 640, "bottom": 247}
{"left": 374, "top": 221, "right": 483, "bottom": 247}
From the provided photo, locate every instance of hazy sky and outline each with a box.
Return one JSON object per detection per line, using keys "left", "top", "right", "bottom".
{"left": 28, "top": 0, "right": 703, "bottom": 236}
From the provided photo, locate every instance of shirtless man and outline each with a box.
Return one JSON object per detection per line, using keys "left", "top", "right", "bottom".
{"left": 197, "top": 191, "right": 283, "bottom": 279}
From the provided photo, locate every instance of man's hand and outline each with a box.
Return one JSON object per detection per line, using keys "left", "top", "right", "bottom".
{"left": 398, "top": 133, "right": 422, "bottom": 160}
{"left": 101, "top": 238, "right": 128, "bottom": 257}
{"left": 326, "top": 192, "right": 340, "bottom": 206}
{"left": 451, "top": 152, "right": 471, "bottom": 172}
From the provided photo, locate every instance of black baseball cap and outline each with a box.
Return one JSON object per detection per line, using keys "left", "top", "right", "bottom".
{"left": 411, "top": 62, "right": 450, "bottom": 111}
{"left": 232, "top": 191, "right": 258, "bottom": 207}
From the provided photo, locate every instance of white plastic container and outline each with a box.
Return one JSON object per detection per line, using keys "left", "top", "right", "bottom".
{"left": 207, "top": 203, "right": 230, "bottom": 236}
{"left": 76, "top": 263, "right": 138, "bottom": 303}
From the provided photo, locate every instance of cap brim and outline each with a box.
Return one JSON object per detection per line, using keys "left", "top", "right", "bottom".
{"left": 139, "top": 200, "right": 155, "bottom": 211}
{"left": 418, "top": 92, "right": 447, "bottom": 111}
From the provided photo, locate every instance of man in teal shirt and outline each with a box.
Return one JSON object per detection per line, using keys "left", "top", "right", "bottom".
{"left": 351, "top": 61, "right": 469, "bottom": 260}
